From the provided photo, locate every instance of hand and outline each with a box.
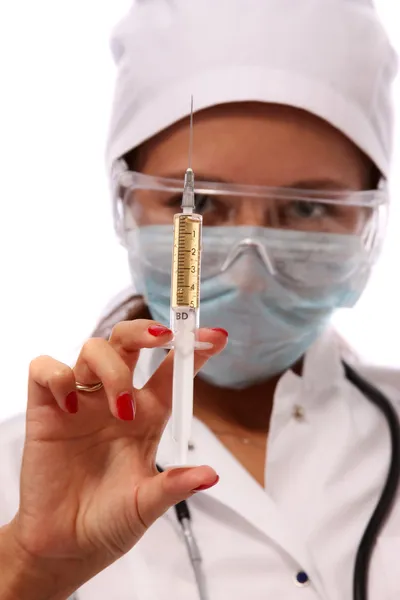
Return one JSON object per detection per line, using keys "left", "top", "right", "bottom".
{"left": 9, "top": 320, "right": 227, "bottom": 597}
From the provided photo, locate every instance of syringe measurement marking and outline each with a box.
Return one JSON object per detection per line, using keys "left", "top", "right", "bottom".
{"left": 172, "top": 214, "right": 201, "bottom": 309}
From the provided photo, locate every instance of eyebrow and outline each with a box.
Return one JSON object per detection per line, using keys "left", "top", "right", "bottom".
{"left": 159, "top": 171, "right": 353, "bottom": 191}
{"left": 283, "top": 179, "right": 353, "bottom": 191}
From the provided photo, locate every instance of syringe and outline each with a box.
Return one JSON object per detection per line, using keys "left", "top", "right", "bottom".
{"left": 170, "top": 98, "right": 203, "bottom": 465}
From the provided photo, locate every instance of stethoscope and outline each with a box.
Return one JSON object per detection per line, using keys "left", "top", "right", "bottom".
{"left": 71, "top": 362, "right": 400, "bottom": 600}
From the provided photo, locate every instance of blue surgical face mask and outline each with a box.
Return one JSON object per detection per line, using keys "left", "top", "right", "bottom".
{"left": 126, "top": 226, "right": 370, "bottom": 389}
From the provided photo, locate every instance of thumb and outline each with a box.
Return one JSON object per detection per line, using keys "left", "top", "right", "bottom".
{"left": 136, "top": 466, "right": 219, "bottom": 528}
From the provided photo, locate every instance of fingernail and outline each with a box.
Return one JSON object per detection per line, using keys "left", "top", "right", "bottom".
{"left": 211, "top": 328, "right": 229, "bottom": 337}
{"left": 116, "top": 392, "right": 135, "bottom": 421}
{"left": 192, "top": 475, "right": 220, "bottom": 492}
{"left": 65, "top": 391, "right": 78, "bottom": 414}
{"left": 148, "top": 325, "right": 172, "bottom": 337}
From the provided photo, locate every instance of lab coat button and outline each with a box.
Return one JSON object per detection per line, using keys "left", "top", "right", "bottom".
{"left": 295, "top": 571, "right": 310, "bottom": 587}
{"left": 292, "top": 405, "right": 305, "bottom": 421}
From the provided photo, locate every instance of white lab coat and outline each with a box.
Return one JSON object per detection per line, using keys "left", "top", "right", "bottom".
{"left": 0, "top": 329, "right": 399, "bottom": 599}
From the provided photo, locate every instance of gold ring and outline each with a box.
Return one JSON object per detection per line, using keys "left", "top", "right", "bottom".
{"left": 75, "top": 381, "right": 104, "bottom": 393}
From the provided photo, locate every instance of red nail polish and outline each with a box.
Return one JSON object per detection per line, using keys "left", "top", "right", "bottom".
{"left": 65, "top": 391, "right": 78, "bottom": 414}
{"left": 148, "top": 325, "right": 172, "bottom": 337}
{"left": 192, "top": 475, "right": 220, "bottom": 492}
{"left": 211, "top": 328, "right": 229, "bottom": 337}
{"left": 116, "top": 392, "right": 135, "bottom": 421}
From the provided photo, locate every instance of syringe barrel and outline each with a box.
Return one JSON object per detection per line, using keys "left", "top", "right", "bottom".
{"left": 170, "top": 306, "right": 199, "bottom": 336}
{"left": 171, "top": 212, "right": 202, "bottom": 314}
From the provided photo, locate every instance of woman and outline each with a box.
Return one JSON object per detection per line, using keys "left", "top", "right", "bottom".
{"left": 0, "top": 0, "right": 399, "bottom": 598}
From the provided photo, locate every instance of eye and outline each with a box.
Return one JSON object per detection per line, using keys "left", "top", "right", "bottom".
{"left": 165, "top": 193, "right": 214, "bottom": 213}
{"left": 164, "top": 192, "right": 228, "bottom": 225}
{"left": 194, "top": 193, "right": 215, "bottom": 214}
{"left": 287, "top": 201, "right": 327, "bottom": 219}
{"left": 165, "top": 194, "right": 183, "bottom": 209}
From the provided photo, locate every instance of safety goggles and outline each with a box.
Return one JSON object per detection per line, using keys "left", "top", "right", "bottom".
{"left": 113, "top": 160, "right": 387, "bottom": 235}
{"left": 111, "top": 160, "right": 388, "bottom": 294}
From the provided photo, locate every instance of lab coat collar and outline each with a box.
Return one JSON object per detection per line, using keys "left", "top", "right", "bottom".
{"left": 156, "top": 328, "right": 343, "bottom": 599}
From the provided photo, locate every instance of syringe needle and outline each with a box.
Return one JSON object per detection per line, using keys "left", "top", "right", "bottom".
{"left": 189, "top": 95, "right": 194, "bottom": 169}
{"left": 182, "top": 96, "right": 195, "bottom": 212}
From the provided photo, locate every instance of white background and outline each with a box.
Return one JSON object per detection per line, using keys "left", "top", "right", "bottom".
{"left": 0, "top": 1, "right": 399, "bottom": 422}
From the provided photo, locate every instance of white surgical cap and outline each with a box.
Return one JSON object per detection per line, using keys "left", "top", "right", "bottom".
{"left": 106, "top": 0, "right": 398, "bottom": 178}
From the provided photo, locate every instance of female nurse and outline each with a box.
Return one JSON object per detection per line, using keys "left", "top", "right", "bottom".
{"left": 0, "top": 1, "right": 399, "bottom": 599}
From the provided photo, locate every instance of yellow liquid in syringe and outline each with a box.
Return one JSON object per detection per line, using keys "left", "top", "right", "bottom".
{"left": 171, "top": 213, "right": 202, "bottom": 310}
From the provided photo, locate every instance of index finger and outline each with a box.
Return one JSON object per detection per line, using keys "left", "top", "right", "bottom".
{"left": 76, "top": 319, "right": 174, "bottom": 385}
